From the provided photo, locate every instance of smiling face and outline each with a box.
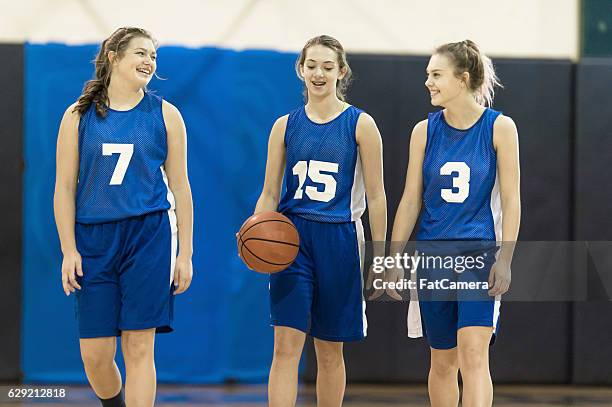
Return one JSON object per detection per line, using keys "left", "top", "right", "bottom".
{"left": 110, "top": 36, "right": 157, "bottom": 89}
{"left": 425, "top": 53, "right": 467, "bottom": 107}
{"left": 300, "top": 44, "right": 346, "bottom": 101}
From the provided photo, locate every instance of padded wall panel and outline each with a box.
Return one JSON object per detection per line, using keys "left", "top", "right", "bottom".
{"left": 0, "top": 43, "right": 23, "bottom": 381}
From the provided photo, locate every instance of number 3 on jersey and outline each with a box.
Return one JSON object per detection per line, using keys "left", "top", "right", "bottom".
{"left": 440, "top": 161, "right": 470, "bottom": 203}
{"left": 292, "top": 160, "right": 339, "bottom": 202}
{"left": 102, "top": 143, "right": 134, "bottom": 185}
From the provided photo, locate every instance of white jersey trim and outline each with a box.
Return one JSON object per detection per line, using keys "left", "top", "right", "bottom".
{"left": 490, "top": 168, "right": 502, "bottom": 241}
{"left": 350, "top": 151, "right": 366, "bottom": 221}
{"left": 160, "top": 165, "right": 177, "bottom": 210}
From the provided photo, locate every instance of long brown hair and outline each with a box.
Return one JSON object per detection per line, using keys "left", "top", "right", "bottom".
{"left": 435, "top": 39, "right": 502, "bottom": 107}
{"left": 73, "top": 27, "right": 157, "bottom": 117}
{"left": 295, "top": 35, "right": 352, "bottom": 102}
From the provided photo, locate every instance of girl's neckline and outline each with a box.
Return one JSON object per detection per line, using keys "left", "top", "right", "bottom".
{"left": 441, "top": 108, "right": 488, "bottom": 131}
{"left": 106, "top": 91, "right": 147, "bottom": 113}
{"left": 303, "top": 103, "right": 351, "bottom": 125}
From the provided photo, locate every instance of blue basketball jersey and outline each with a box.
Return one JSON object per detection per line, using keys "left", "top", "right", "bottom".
{"left": 75, "top": 92, "right": 174, "bottom": 224}
{"left": 416, "top": 108, "right": 502, "bottom": 241}
{"left": 278, "top": 105, "right": 365, "bottom": 223}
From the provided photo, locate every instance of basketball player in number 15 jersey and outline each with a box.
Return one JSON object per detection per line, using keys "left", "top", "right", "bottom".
{"left": 253, "top": 35, "right": 387, "bottom": 406}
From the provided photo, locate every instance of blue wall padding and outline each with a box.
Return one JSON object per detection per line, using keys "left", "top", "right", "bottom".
{"left": 23, "top": 43, "right": 302, "bottom": 383}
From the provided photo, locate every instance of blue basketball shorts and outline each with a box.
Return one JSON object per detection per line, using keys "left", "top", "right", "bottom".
{"left": 416, "top": 242, "right": 501, "bottom": 350}
{"left": 75, "top": 210, "right": 177, "bottom": 338}
{"left": 269, "top": 214, "right": 367, "bottom": 342}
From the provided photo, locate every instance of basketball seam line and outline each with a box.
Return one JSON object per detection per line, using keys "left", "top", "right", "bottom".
{"left": 241, "top": 242, "right": 296, "bottom": 266}
{"left": 239, "top": 241, "right": 254, "bottom": 270}
{"left": 239, "top": 218, "right": 298, "bottom": 237}
{"left": 242, "top": 237, "right": 300, "bottom": 248}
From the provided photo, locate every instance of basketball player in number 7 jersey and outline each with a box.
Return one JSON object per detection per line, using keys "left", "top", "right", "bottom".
{"left": 254, "top": 35, "right": 387, "bottom": 407}
{"left": 390, "top": 40, "right": 520, "bottom": 406}
{"left": 54, "top": 28, "right": 193, "bottom": 407}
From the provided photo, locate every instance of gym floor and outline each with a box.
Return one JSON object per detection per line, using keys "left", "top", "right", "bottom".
{"left": 2, "top": 384, "right": 612, "bottom": 406}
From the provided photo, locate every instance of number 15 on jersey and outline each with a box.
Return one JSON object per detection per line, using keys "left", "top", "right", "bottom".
{"left": 292, "top": 160, "right": 339, "bottom": 203}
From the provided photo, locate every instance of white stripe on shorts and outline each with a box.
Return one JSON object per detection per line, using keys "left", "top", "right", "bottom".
{"left": 160, "top": 165, "right": 178, "bottom": 285}
{"left": 407, "top": 250, "right": 423, "bottom": 338}
{"left": 355, "top": 218, "right": 367, "bottom": 337}
{"left": 167, "top": 209, "right": 178, "bottom": 286}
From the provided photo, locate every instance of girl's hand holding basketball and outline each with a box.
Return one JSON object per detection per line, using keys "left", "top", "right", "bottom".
{"left": 61, "top": 250, "right": 83, "bottom": 296}
{"left": 173, "top": 255, "right": 193, "bottom": 295}
{"left": 236, "top": 232, "right": 254, "bottom": 271}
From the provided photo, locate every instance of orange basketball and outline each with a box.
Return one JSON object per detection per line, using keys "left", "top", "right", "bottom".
{"left": 237, "top": 212, "right": 300, "bottom": 273}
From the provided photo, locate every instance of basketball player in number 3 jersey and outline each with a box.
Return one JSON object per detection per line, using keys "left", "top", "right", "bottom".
{"left": 390, "top": 40, "right": 520, "bottom": 406}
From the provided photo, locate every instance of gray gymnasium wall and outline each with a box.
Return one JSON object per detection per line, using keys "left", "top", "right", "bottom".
{"left": 0, "top": 44, "right": 23, "bottom": 381}
{"left": 573, "top": 59, "right": 612, "bottom": 385}
{"left": 304, "top": 56, "right": 577, "bottom": 383}
{"left": 490, "top": 59, "right": 573, "bottom": 383}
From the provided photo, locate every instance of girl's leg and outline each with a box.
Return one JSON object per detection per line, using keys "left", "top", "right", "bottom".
{"left": 268, "top": 326, "right": 306, "bottom": 407}
{"left": 121, "top": 328, "right": 156, "bottom": 407}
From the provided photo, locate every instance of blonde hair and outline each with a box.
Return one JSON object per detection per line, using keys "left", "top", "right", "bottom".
{"left": 435, "top": 39, "right": 502, "bottom": 107}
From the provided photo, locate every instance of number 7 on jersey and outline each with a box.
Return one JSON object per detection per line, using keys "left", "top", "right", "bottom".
{"left": 102, "top": 143, "right": 134, "bottom": 185}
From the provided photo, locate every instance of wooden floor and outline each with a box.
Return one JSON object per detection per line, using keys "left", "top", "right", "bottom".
{"left": 2, "top": 384, "right": 612, "bottom": 406}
